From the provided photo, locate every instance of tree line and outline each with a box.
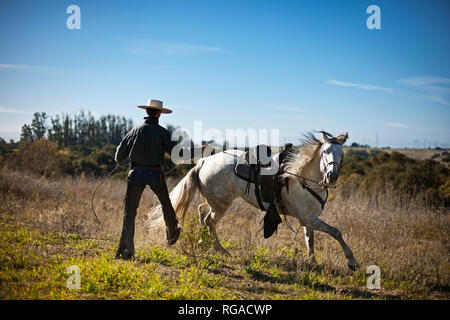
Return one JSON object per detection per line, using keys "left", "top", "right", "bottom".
{"left": 20, "top": 111, "right": 134, "bottom": 147}
{"left": 5, "top": 111, "right": 194, "bottom": 177}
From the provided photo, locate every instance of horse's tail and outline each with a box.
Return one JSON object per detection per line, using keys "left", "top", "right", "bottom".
{"left": 147, "top": 159, "right": 204, "bottom": 238}
{"left": 170, "top": 159, "right": 204, "bottom": 225}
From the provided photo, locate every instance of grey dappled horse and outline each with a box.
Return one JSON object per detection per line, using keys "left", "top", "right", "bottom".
{"left": 148, "top": 131, "right": 358, "bottom": 270}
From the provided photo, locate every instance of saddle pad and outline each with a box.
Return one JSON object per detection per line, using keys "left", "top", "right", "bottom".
{"left": 234, "top": 152, "right": 259, "bottom": 183}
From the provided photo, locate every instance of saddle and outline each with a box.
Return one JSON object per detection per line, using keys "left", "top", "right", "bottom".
{"left": 235, "top": 144, "right": 293, "bottom": 238}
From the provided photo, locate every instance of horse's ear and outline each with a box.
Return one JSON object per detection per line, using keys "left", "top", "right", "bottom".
{"left": 339, "top": 132, "right": 349, "bottom": 144}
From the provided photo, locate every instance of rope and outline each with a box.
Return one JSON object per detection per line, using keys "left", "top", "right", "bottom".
{"left": 90, "top": 160, "right": 185, "bottom": 226}
{"left": 164, "top": 162, "right": 182, "bottom": 175}
{"left": 90, "top": 164, "right": 119, "bottom": 226}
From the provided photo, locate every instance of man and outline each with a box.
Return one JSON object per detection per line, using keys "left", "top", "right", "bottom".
{"left": 114, "top": 99, "right": 205, "bottom": 260}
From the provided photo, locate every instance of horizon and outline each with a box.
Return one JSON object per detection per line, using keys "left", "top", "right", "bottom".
{"left": 1, "top": 0, "right": 449, "bottom": 149}
{"left": 2, "top": 109, "right": 448, "bottom": 150}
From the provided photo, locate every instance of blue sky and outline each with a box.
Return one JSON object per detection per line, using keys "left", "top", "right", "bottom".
{"left": 0, "top": 0, "right": 449, "bottom": 148}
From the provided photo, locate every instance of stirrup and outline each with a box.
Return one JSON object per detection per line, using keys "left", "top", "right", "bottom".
{"left": 263, "top": 204, "right": 282, "bottom": 239}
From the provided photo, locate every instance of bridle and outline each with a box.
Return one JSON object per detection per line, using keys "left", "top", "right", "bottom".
{"left": 320, "top": 141, "right": 344, "bottom": 176}
{"left": 284, "top": 141, "right": 344, "bottom": 210}
{"left": 286, "top": 144, "right": 343, "bottom": 187}
{"left": 324, "top": 159, "right": 341, "bottom": 168}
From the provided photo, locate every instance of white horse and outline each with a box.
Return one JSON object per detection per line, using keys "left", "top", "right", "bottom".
{"left": 148, "top": 131, "right": 359, "bottom": 270}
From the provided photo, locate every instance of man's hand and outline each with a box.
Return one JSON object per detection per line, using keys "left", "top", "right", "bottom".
{"left": 201, "top": 144, "right": 213, "bottom": 156}
{"left": 117, "top": 161, "right": 123, "bottom": 167}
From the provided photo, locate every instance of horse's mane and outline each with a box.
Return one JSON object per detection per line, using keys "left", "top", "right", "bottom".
{"left": 282, "top": 132, "right": 323, "bottom": 176}
{"left": 282, "top": 131, "right": 348, "bottom": 176}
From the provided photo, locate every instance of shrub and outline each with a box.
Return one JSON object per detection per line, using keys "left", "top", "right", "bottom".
{"left": 345, "top": 149, "right": 370, "bottom": 160}
{"left": 340, "top": 150, "right": 449, "bottom": 207}
{"left": 439, "top": 178, "right": 450, "bottom": 204}
{"left": 178, "top": 217, "right": 216, "bottom": 266}
{"left": 431, "top": 153, "right": 440, "bottom": 159}
{"left": 10, "top": 139, "right": 70, "bottom": 177}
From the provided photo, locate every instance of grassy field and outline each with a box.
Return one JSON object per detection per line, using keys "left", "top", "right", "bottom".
{"left": 347, "top": 147, "right": 449, "bottom": 165}
{"left": 383, "top": 148, "right": 448, "bottom": 162}
{"left": 0, "top": 165, "right": 449, "bottom": 300}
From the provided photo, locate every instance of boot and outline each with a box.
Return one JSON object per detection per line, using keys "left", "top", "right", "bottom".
{"left": 115, "top": 248, "right": 134, "bottom": 260}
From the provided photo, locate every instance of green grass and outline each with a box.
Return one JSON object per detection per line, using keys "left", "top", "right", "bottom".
{"left": 0, "top": 218, "right": 237, "bottom": 299}
{"left": 0, "top": 214, "right": 444, "bottom": 300}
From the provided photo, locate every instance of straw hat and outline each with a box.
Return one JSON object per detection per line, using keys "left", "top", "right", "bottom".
{"left": 137, "top": 99, "right": 172, "bottom": 114}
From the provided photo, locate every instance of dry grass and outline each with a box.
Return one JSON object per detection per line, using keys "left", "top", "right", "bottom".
{"left": 382, "top": 148, "right": 447, "bottom": 162}
{"left": 0, "top": 167, "right": 448, "bottom": 299}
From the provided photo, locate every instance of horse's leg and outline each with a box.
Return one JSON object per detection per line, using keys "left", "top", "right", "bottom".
{"left": 303, "top": 226, "right": 317, "bottom": 264}
{"left": 197, "top": 202, "right": 211, "bottom": 227}
{"left": 304, "top": 216, "right": 358, "bottom": 270}
{"left": 204, "top": 206, "right": 230, "bottom": 256}
{"left": 196, "top": 202, "right": 211, "bottom": 245}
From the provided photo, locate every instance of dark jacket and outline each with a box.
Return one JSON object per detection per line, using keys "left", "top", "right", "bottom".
{"left": 115, "top": 117, "right": 182, "bottom": 167}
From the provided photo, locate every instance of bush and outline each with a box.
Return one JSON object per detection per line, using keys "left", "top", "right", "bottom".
{"left": 340, "top": 151, "right": 449, "bottom": 207}
{"left": 345, "top": 149, "right": 370, "bottom": 160}
{"left": 431, "top": 153, "right": 440, "bottom": 159}
{"left": 10, "top": 139, "right": 70, "bottom": 177}
{"left": 178, "top": 217, "right": 216, "bottom": 266}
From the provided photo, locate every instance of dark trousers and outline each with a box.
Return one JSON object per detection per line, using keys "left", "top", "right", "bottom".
{"left": 116, "top": 169, "right": 178, "bottom": 257}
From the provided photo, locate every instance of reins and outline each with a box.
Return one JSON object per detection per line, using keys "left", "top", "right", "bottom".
{"left": 283, "top": 170, "right": 322, "bottom": 185}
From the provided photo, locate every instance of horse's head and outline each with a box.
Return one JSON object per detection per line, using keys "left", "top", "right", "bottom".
{"left": 319, "top": 131, "right": 348, "bottom": 187}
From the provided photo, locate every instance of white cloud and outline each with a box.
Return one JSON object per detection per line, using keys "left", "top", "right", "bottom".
{"left": 325, "top": 79, "right": 393, "bottom": 92}
{"left": 0, "top": 64, "right": 63, "bottom": 73}
{"left": 327, "top": 76, "right": 450, "bottom": 106}
{"left": 124, "top": 40, "right": 224, "bottom": 57}
{"left": 398, "top": 76, "right": 450, "bottom": 87}
{"left": 418, "top": 94, "right": 449, "bottom": 106}
{"left": 164, "top": 42, "right": 223, "bottom": 55}
{"left": 382, "top": 122, "right": 449, "bottom": 133}
{"left": 0, "top": 105, "right": 27, "bottom": 114}
{"left": 398, "top": 76, "right": 450, "bottom": 106}
{"left": 383, "top": 122, "right": 410, "bottom": 129}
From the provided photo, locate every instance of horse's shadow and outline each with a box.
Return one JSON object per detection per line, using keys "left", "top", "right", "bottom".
{"left": 244, "top": 259, "right": 400, "bottom": 299}
{"left": 245, "top": 267, "right": 399, "bottom": 299}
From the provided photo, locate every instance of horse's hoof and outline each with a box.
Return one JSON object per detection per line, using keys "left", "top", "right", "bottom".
{"left": 347, "top": 260, "right": 359, "bottom": 271}
{"left": 220, "top": 249, "right": 231, "bottom": 257}
{"left": 308, "top": 255, "right": 318, "bottom": 264}
{"left": 214, "top": 245, "right": 231, "bottom": 257}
